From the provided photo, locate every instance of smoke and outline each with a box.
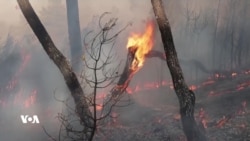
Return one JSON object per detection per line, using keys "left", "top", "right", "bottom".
{"left": 0, "top": 0, "right": 250, "bottom": 140}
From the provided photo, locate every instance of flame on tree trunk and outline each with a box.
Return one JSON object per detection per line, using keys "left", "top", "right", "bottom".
{"left": 111, "top": 22, "right": 154, "bottom": 96}
{"left": 103, "top": 23, "right": 154, "bottom": 119}
{"left": 17, "top": 0, "right": 94, "bottom": 140}
{"left": 111, "top": 47, "right": 138, "bottom": 98}
{"left": 151, "top": 0, "right": 207, "bottom": 140}
{"left": 109, "top": 22, "right": 154, "bottom": 99}
{"left": 102, "top": 47, "right": 137, "bottom": 119}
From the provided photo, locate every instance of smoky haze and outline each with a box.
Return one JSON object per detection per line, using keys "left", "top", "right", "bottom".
{"left": 0, "top": 0, "right": 250, "bottom": 140}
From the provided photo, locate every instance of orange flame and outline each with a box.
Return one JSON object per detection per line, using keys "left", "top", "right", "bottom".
{"left": 126, "top": 22, "right": 154, "bottom": 71}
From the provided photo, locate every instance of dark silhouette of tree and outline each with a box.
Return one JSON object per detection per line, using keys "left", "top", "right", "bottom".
{"left": 151, "top": 0, "right": 207, "bottom": 140}
{"left": 17, "top": 1, "right": 129, "bottom": 140}
{"left": 17, "top": 0, "right": 93, "bottom": 140}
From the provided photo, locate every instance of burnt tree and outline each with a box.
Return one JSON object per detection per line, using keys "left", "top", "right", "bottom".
{"left": 151, "top": 0, "right": 207, "bottom": 141}
{"left": 102, "top": 47, "right": 137, "bottom": 122}
{"left": 17, "top": 0, "right": 94, "bottom": 140}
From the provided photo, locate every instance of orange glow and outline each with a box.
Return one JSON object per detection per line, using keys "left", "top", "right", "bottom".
{"left": 126, "top": 22, "right": 154, "bottom": 71}
{"left": 231, "top": 72, "right": 237, "bottom": 77}
{"left": 202, "top": 80, "right": 215, "bottom": 86}
{"left": 216, "top": 115, "right": 229, "bottom": 128}
{"left": 96, "top": 105, "right": 103, "bottom": 111}
{"left": 24, "top": 89, "right": 37, "bottom": 108}
{"left": 126, "top": 87, "right": 133, "bottom": 94}
{"left": 198, "top": 108, "right": 208, "bottom": 129}
{"left": 244, "top": 70, "right": 250, "bottom": 74}
{"left": 189, "top": 85, "right": 197, "bottom": 91}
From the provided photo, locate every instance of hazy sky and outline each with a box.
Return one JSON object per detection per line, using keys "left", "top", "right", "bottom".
{"left": 0, "top": 0, "right": 50, "bottom": 24}
{"left": 0, "top": 0, "right": 152, "bottom": 27}
{"left": 0, "top": 0, "right": 154, "bottom": 46}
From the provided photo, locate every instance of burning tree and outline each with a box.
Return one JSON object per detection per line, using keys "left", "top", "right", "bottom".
{"left": 151, "top": 0, "right": 207, "bottom": 140}
{"left": 16, "top": 0, "right": 143, "bottom": 140}
{"left": 15, "top": 0, "right": 214, "bottom": 140}
{"left": 101, "top": 22, "right": 155, "bottom": 124}
{"left": 107, "top": 22, "right": 154, "bottom": 99}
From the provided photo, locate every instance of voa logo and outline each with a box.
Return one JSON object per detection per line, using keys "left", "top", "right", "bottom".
{"left": 20, "top": 115, "right": 40, "bottom": 124}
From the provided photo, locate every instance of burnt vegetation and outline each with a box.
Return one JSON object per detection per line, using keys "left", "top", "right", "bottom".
{"left": 0, "top": 0, "right": 250, "bottom": 141}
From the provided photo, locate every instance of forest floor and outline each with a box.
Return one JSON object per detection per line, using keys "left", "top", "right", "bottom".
{"left": 95, "top": 72, "right": 250, "bottom": 141}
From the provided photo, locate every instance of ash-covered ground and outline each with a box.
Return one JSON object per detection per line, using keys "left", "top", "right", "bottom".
{"left": 93, "top": 71, "right": 250, "bottom": 141}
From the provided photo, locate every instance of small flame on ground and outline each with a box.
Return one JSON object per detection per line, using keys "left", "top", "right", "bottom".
{"left": 231, "top": 72, "right": 237, "bottom": 77}
{"left": 24, "top": 89, "right": 37, "bottom": 108}
{"left": 198, "top": 108, "right": 208, "bottom": 129}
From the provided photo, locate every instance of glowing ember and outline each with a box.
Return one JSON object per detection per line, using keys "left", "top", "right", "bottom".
{"left": 202, "top": 80, "right": 215, "bottom": 86}
{"left": 189, "top": 85, "right": 197, "bottom": 91}
{"left": 96, "top": 105, "right": 103, "bottom": 111}
{"left": 24, "top": 89, "right": 37, "bottom": 108}
{"left": 244, "top": 70, "right": 250, "bottom": 74}
{"left": 216, "top": 115, "right": 230, "bottom": 128}
{"left": 119, "top": 68, "right": 250, "bottom": 96}
{"left": 126, "top": 22, "right": 154, "bottom": 71}
{"left": 126, "top": 87, "right": 133, "bottom": 94}
{"left": 231, "top": 72, "right": 237, "bottom": 77}
{"left": 215, "top": 73, "right": 220, "bottom": 78}
{"left": 198, "top": 108, "right": 208, "bottom": 129}
{"left": 124, "top": 80, "right": 174, "bottom": 94}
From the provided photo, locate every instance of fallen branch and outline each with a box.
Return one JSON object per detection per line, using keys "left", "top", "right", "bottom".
{"left": 146, "top": 50, "right": 166, "bottom": 61}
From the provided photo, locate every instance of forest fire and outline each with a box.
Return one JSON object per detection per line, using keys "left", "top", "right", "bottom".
{"left": 126, "top": 22, "right": 154, "bottom": 72}
{"left": 106, "top": 22, "right": 155, "bottom": 101}
{"left": 101, "top": 22, "right": 155, "bottom": 115}
{"left": 2, "top": 0, "right": 250, "bottom": 140}
{"left": 122, "top": 68, "right": 250, "bottom": 97}
{"left": 0, "top": 49, "right": 38, "bottom": 109}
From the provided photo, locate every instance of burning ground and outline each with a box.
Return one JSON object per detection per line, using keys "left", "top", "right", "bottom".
{"left": 1, "top": 0, "right": 250, "bottom": 141}
{"left": 92, "top": 67, "right": 250, "bottom": 141}
{"left": 94, "top": 21, "right": 250, "bottom": 140}
{"left": 1, "top": 21, "right": 250, "bottom": 141}
{"left": 1, "top": 26, "right": 250, "bottom": 141}
{"left": 1, "top": 44, "right": 250, "bottom": 141}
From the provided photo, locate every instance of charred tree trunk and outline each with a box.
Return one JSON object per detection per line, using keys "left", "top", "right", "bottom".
{"left": 17, "top": 0, "right": 94, "bottom": 140}
{"left": 66, "top": 0, "right": 83, "bottom": 72}
{"left": 103, "top": 47, "right": 137, "bottom": 120}
{"left": 111, "top": 47, "right": 137, "bottom": 98}
{"left": 151, "top": 0, "right": 207, "bottom": 141}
